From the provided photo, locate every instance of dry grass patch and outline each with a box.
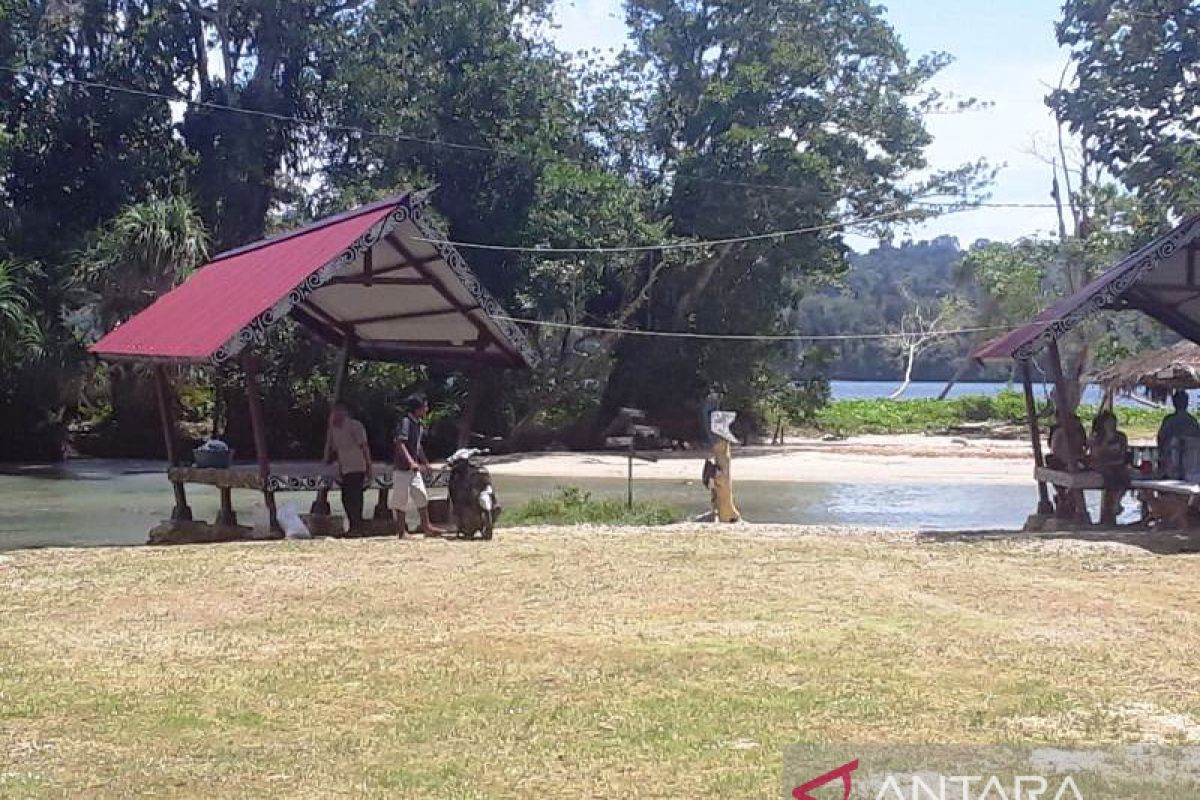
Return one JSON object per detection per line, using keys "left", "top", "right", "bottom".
{"left": 2, "top": 525, "right": 1200, "bottom": 798}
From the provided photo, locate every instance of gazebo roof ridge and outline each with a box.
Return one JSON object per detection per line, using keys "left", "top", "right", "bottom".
{"left": 207, "top": 190, "right": 425, "bottom": 265}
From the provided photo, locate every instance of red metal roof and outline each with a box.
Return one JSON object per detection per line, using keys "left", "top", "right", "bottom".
{"left": 91, "top": 199, "right": 400, "bottom": 362}
{"left": 974, "top": 213, "right": 1200, "bottom": 362}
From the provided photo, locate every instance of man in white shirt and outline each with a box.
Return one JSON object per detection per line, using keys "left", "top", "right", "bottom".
{"left": 327, "top": 402, "right": 372, "bottom": 536}
{"left": 390, "top": 394, "right": 444, "bottom": 537}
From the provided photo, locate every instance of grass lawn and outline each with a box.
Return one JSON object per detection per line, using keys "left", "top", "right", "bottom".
{"left": 3, "top": 527, "right": 1200, "bottom": 798}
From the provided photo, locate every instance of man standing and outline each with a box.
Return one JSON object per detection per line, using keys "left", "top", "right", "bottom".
{"left": 326, "top": 402, "right": 372, "bottom": 537}
{"left": 390, "top": 395, "right": 444, "bottom": 537}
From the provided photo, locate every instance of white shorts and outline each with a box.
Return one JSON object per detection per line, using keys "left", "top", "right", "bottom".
{"left": 388, "top": 470, "right": 428, "bottom": 512}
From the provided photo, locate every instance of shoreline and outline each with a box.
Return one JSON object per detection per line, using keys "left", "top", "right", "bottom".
{"left": 488, "top": 434, "right": 1035, "bottom": 486}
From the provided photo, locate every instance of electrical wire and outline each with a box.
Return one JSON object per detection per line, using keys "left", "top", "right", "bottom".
{"left": 1, "top": 65, "right": 1064, "bottom": 209}
{"left": 408, "top": 207, "right": 939, "bottom": 254}
{"left": 494, "top": 316, "right": 1015, "bottom": 342}
{"left": 0, "top": 65, "right": 514, "bottom": 156}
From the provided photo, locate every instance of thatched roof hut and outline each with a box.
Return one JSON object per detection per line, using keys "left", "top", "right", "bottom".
{"left": 1088, "top": 341, "right": 1200, "bottom": 400}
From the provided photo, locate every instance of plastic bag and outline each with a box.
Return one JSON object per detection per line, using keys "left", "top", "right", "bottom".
{"left": 278, "top": 502, "right": 311, "bottom": 539}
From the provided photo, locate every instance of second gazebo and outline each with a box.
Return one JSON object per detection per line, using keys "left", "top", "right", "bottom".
{"left": 1088, "top": 341, "right": 1200, "bottom": 402}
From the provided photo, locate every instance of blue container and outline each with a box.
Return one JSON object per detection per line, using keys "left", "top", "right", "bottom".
{"left": 193, "top": 448, "right": 232, "bottom": 469}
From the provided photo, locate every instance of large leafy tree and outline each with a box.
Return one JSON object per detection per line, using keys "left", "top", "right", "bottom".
{"left": 1051, "top": 0, "right": 1200, "bottom": 218}
{"left": 0, "top": 1, "right": 193, "bottom": 457}
{"left": 321, "top": 0, "right": 576, "bottom": 296}
{"left": 0, "top": 1, "right": 191, "bottom": 265}
{"left": 596, "top": 0, "right": 962, "bottom": 433}
{"left": 321, "top": 0, "right": 613, "bottom": 441}
{"left": 178, "top": 0, "right": 364, "bottom": 250}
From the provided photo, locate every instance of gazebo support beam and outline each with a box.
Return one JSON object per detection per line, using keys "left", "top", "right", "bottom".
{"left": 325, "top": 276, "right": 431, "bottom": 287}
{"left": 312, "top": 338, "right": 354, "bottom": 518}
{"left": 387, "top": 233, "right": 526, "bottom": 365}
{"left": 1047, "top": 339, "right": 1089, "bottom": 523}
{"left": 242, "top": 352, "right": 279, "bottom": 534}
{"left": 153, "top": 365, "right": 193, "bottom": 522}
{"left": 1020, "top": 361, "right": 1054, "bottom": 516}
{"left": 343, "top": 307, "right": 479, "bottom": 327}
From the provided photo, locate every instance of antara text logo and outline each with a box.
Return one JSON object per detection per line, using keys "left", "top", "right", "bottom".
{"left": 791, "top": 760, "right": 1086, "bottom": 800}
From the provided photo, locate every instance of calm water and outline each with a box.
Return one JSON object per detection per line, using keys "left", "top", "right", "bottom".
{"left": 0, "top": 460, "right": 1037, "bottom": 551}
{"left": 4, "top": 381, "right": 1082, "bottom": 551}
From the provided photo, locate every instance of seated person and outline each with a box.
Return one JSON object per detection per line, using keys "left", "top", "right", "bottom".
{"left": 1047, "top": 411, "right": 1087, "bottom": 471}
{"left": 1046, "top": 408, "right": 1088, "bottom": 519}
{"left": 1157, "top": 389, "right": 1200, "bottom": 456}
{"left": 1089, "top": 411, "right": 1130, "bottom": 526}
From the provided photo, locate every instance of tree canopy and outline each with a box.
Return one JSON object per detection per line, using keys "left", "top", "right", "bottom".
{"left": 1052, "top": 0, "right": 1200, "bottom": 218}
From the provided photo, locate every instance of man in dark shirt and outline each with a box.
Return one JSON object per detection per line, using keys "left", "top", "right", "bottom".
{"left": 389, "top": 395, "right": 443, "bottom": 537}
{"left": 1157, "top": 390, "right": 1200, "bottom": 452}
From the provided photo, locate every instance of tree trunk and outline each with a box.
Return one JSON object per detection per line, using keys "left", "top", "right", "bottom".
{"left": 671, "top": 245, "right": 735, "bottom": 328}
{"left": 937, "top": 357, "right": 972, "bottom": 400}
{"left": 889, "top": 346, "right": 918, "bottom": 400}
{"left": 456, "top": 373, "right": 484, "bottom": 449}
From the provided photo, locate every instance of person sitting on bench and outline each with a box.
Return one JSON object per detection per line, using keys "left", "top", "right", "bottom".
{"left": 1089, "top": 410, "right": 1129, "bottom": 526}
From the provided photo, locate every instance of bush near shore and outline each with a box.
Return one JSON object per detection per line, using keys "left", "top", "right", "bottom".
{"left": 813, "top": 391, "right": 1163, "bottom": 439}
{"left": 504, "top": 487, "right": 683, "bottom": 527}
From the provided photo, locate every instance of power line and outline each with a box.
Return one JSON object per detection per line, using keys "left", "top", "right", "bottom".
{"left": 1, "top": 65, "right": 1064, "bottom": 209}
{"left": 915, "top": 199, "right": 1060, "bottom": 209}
{"left": 408, "top": 207, "right": 936, "bottom": 254}
{"left": 495, "top": 316, "right": 1014, "bottom": 342}
{"left": 0, "top": 65, "right": 513, "bottom": 156}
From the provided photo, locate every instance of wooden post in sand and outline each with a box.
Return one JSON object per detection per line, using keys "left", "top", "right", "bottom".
{"left": 707, "top": 409, "right": 741, "bottom": 523}
{"left": 710, "top": 439, "right": 740, "bottom": 523}
{"left": 311, "top": 338, "right": 353, "bottom": 517}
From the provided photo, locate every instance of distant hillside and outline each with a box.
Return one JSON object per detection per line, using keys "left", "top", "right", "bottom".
{"left": 792, "top": 237, "right": 1008, "bottom": 383}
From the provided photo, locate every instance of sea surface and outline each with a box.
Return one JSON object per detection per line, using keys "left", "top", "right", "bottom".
{"left": 830, "top": 379, "right": 1114, "bottom": 405}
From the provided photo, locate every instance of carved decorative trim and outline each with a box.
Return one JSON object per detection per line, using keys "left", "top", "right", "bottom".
{"left": 1013, "top": 217, "right": 1200, "bottom": 361}
{"left": 210, "top": 194, "right": 537, "bottom": 368}
{"left": 408, "top": 205, "right": 540, "bottom": 367}
{"left": 212, "top": 202, "right": 415, "bottom": 364}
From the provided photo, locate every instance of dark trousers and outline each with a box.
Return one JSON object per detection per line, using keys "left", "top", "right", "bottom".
{"left": 340, "top": 471, "right": 366, "bottom": 533}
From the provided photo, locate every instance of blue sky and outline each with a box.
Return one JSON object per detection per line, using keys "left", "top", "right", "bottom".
{"left": 549, "top": 0, "right": 1071, "bottom": 248}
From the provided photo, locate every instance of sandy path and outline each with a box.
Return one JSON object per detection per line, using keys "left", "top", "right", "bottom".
{"left": 487, "top": 434, "right": 1035, "bottom": 485}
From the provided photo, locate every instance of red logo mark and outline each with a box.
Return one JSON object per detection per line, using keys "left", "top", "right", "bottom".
{"left": 792, "top": 759, "right": 859, "bottom": 800}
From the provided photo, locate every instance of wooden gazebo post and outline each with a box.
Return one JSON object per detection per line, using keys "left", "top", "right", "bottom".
{"left": 242, "top": 352, "right": 279, "bottom": 533}
{"left": 1020, "top": 360, "right": 1054, "bottom": 516}
{"left": 1048, "top": 339, "right": 1089, "bottom": 523}
{"left": 153, "top": 365, "right": 193, "bottom": 522}
{"left": 310, "top": 338, "right": 354, "bottom": 518}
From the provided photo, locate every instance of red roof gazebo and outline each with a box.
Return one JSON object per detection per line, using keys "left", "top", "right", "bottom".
{"left": 90, "top": 190, "right": 535, "bottom": 539}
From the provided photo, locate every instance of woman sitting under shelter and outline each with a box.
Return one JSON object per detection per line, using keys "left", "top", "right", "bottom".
{"left": 1089, "top": 411, "right": 1130, "bottom": 526}
{"left": 1046, "top": 408, "right": 1088, "bottom": 519}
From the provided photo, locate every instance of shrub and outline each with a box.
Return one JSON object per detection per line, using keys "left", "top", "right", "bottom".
{"left": 503, "top": 486, "right": 682, "bottom": 527}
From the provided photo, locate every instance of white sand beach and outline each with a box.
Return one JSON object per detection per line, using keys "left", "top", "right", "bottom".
{"left": 487, "top": 434, "right": 1034, "bottom": 485}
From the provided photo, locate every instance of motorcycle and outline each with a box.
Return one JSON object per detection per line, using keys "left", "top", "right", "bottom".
{"left": 446, "top": 448, "right": 500, "bottom": 540}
